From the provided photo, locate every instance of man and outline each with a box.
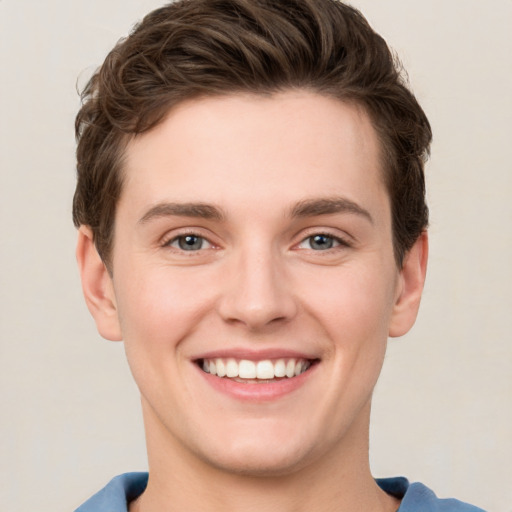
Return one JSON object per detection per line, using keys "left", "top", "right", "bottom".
{"left": 73, "top": 0, "right": 485, "bottom": 510}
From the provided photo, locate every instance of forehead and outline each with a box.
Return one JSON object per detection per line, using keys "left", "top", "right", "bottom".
{"left": 119, "top": 91, "right": 388, "bottom": 220}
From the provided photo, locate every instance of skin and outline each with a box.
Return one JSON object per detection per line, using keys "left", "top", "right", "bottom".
{"left": 77, "top": 91, "right": 427, "bottom": 512}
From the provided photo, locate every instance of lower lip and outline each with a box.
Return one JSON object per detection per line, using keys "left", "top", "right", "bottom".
{"left": 196, "top": 363, "right": 318, "bottom": 401}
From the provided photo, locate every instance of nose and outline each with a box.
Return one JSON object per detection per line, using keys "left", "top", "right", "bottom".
{"left": 217, "top": 246, "right": 298, "bottom": 331}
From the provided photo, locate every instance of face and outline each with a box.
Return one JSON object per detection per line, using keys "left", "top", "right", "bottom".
{"left": 79, "top": 91, "right": 426, "bottom": 477}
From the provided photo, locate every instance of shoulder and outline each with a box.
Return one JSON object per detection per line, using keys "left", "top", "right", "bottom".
{"left": 377, "top": 477, "right": 487, "bottom": 512}
{"left": 76, "top": 473, "right": 487, "bottom": 512}
{"left": 74, "top": 472, "right": 148, "bottom": 512}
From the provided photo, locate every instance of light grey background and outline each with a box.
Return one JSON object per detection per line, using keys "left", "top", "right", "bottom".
{"left": 1, "top": 1, "right": 510, "bottom": 511}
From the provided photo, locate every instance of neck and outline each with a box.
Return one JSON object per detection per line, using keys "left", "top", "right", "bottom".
{"left": 130, "top": 399, "right": 399, "bottom": 512}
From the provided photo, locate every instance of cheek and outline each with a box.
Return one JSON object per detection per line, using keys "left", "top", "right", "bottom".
{"left": 114, "top": 265, "right": 217, "bottom": 353}
{"left": 113, "top": 267, "right": 220, "bottom": 411}
{"left": 299, "top": 263, "right": 398, "bottom": 343}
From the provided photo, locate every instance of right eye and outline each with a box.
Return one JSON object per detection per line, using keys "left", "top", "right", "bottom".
{"left": 165, "top": 234, "right": 213, "bottom": 251}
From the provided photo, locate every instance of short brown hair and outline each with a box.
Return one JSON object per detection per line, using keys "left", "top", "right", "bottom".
{"left": 73, "top": 0, "right": 431, "bottom": 268}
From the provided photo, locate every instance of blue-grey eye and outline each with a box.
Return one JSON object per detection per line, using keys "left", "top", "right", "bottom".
{"left": 309, "top": 234, "right": 335, "bottom": 250}
{"left": 172, "top": 235, "right": 209, "bottom": 251}
{"left": 297, "top": 234, "right": 343, "bottom": 251}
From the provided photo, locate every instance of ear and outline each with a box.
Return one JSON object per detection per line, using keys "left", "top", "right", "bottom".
{"left": 389, "top": 231, "right": 428, "bottom": 338}
{"left": 76, "top": 226, "right": 122, "bottom": 341}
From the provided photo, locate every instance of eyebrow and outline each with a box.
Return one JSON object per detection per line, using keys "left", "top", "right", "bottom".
{"left": 138, "top": 196, "right": 373, "bottom": 225}
{"left": 290, "top": 197, "right": 373, "bottom": 223}
{"left": 138, "top": 202, "right": 225, "bottom": 224}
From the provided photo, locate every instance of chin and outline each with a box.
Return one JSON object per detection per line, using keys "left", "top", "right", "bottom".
{"left": 203, "top": 448, "right": 312, "bottom": 478}
{"left": 192, "top": 427, "right": 321, "bottom": 478}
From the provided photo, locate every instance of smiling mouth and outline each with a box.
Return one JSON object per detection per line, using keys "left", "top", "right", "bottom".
{"left": 197, "top": 357, "right": 318, "bottom": 382}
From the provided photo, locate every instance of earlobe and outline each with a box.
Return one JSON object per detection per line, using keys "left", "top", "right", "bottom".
{"left": 76, "top": 226, "right": 123, "bottom": 341}
{"left": 389, "top": 231, "right": 428, "bottom": 338}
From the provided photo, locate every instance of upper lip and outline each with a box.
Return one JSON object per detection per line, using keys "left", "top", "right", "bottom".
{"left": 192, "top": 348, "right": 319, "bottom": 361}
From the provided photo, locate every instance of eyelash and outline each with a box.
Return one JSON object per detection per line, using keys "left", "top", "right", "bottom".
{"left": 162, "top": 232, "right": 213, "bottom": 252}
{"left": 297, "top": 233, "right": 351, "bottom": 251}
{"left": 161, "top": 231, "right": 351, "bottom": 253}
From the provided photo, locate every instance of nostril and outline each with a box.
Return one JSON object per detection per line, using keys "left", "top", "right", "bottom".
{"left": 216, "top": 263, "right": 298, "bottom": 329}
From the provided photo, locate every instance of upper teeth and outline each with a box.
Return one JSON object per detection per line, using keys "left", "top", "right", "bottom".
{"left": 201, "top": 358, "right": 311, "bottom": 379}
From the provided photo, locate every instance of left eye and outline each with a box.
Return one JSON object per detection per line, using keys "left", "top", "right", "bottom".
{"left": 298, "top": 234, "right": 342, "bottom": 251}
{"left": 167, "top": 235, "right": 212, "bottom": 251}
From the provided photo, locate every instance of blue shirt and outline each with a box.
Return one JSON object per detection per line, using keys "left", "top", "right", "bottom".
{"left": 75, "top": 472, "right": 487, "bottom": 511}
